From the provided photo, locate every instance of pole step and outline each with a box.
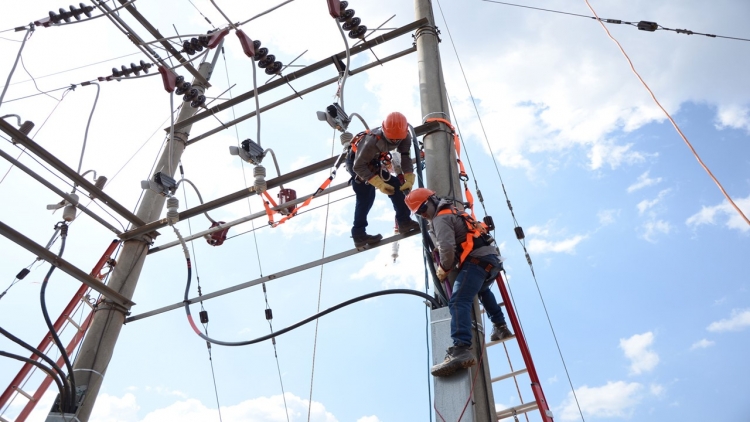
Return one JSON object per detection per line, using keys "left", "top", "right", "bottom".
{"left": 496, "top": 401, "right": 538, "bottom": 420}
{"left": 490, "top": 368, "right": 528, "bottom": 384}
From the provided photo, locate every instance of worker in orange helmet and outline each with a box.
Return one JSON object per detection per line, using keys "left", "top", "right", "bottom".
{"left": 405, "top": 188, "right": 513, "bottom": 377}
{"left": 345, "top": 112, "right": 420, "bottom": 250}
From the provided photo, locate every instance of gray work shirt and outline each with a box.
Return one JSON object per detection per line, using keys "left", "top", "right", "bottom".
{"left": 352, "top": 127, "right": 414, "bottom": 181}
{"left": 428, "top": 201, "right": 500, "bottom": 270}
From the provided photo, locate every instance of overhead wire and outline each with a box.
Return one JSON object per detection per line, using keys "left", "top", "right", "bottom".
{"left": 482, "top": 0, "right": 750, "bottom": 42}
{"left": 306, "top": 129, "right": 337, "bottom": 422}
{"left": 434, "top": 1, "right": 586, "bottom": 420}
{"left": 581, "top": 0, "right": 750, "bottom": 228}
{"left": 0, "top": 25, "right": 32, "bottom": 107}
{"left": 187, "top": 0, "right": 216, "bottom": 28}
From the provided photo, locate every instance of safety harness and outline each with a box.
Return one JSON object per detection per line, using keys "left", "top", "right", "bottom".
{"left": 436, "top": 205, "right": 493, "bottom": 269}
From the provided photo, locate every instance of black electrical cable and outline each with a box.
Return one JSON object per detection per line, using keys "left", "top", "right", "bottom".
{"left": 482, "top": 0, "right": 750, "bottom": 42}
{"left": 174, "top": 226, "right": 439, "bottom": 346}
{"left": 0, "top": 327, "right": 71, "bottom": 411}
{"left": 39, "top": 223, "right": 76, "bottom": 412}
{"left": 0, "top": 351, "right": 66, "bottom": 414}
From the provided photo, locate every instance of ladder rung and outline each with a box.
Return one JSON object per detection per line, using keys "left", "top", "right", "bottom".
{"left": 486, "top": 334, "right": 516, "bottom": 347}
{"left": 496, "top": 401, "right": 538, "bottom": 420}
{"left": 81, "top": 295, "right": 94, "bottom": 309}
{"left": 13, "top": 386, "right": 34, "bottom": 401}
{"left": 66, "top": 316, "right": 82, "bottom": 331}
{"left": 1, "top": 414, "right": 12, "bottom": 422}
{"left": 491, "top": 368, "right": 528, "bottom": 383}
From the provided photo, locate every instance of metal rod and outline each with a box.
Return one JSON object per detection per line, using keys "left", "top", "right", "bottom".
{"left": 115, "top": 0, "right": 210, "bottom": 87}
{"left": 0, "top": 148, "right": 122, "bottom": 235}
{"left": 148, "top": 181, "right": 350, "bottom": 254}
{"left": 0, "top": 221, "right": 134, "bottom": 309}
{"left": 186, "top": 45, "right": 418, "bottom": 145}
{"left": 0, "top": 119, "right": 145, "bottom": 227}
{"left": 119, "top": 153, "right": 343, "bottom": 240}
{"left": 126, "top": 229, "right": 420, "bottom": 323}
{"left": 171, "top": 18, "right": 428, "bottom": 131}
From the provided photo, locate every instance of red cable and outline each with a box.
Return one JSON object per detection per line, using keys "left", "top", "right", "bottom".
{"left": 583, "top": 0, "right": 750, "bottom": 227}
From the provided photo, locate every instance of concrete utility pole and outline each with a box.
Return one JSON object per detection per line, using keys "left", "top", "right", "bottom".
{"left": 46, "top": 49, "right": 222, "bottom": 421}
{"left": 414, "top": 0, "right": 496, "bottom": 421}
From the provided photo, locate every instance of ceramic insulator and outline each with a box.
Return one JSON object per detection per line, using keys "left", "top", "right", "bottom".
{"left": 166, "top": 196, "right": 180, "bottom": 225}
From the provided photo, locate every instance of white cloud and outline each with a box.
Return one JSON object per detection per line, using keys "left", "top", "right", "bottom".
{"left": 715, "top": 104, "right": 750, "bottom": 132}
{"left": 527, "top": 235, "right": 587, "bottom": 255}
{"left": 641, "top": 219, "right": 672, "bottom": 243}
{"left": 637, "top": 189, "right": 671, "bottom": 215}
{"left": 690, "top": 339, "right": 715, "bottom": 350}
{"left": 686, "top": 194, "right": 750, "bottom": 233}
{"left": 620, "top": 332, "right": 660, "bottom": 375}
{"left": 588, "top": 141, "right": 647, "bottom": 170}
{"left": 90, "top": 393, "right": 140, "bottom": 422}
{"left": 597, "top": 209, "right": 619, "bottom": 226}
{"left": 627, "top": 171, "right": 663, "bottom": 193}
{"left": 650, "top": 384, "right": 665, "bottom": 397}
{"left": 558, "top": 381, "right": 643, "bottom": 421}
{"left": 351, "top": 236, "right": 424, "bottom": 289}
{"left": 707, "top": 309, "right": 750, "bottom": 332}
{"left": 356, "top": 417, "right": 381, "bottom": 422}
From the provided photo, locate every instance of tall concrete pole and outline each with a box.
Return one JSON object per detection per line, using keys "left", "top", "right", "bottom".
{"left": 47, "top": 53, "right": 220, "bottom": 421}
{"left": 414, "top": 1, "right": 496, "bottom": 421}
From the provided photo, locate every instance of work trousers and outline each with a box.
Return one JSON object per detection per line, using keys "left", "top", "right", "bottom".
{"left": 350, "top": 174, "right": 411, "bottom": 236}
{"left": 449, "top": 254, "right": 507, "bottom": 347}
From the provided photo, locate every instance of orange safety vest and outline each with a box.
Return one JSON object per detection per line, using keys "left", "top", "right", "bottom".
{"left": 436, "top": 206, "right": 491, "bottom": 268}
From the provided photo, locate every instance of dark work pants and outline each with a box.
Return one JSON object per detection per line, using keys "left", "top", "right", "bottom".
{"left": 350, "top": 175, "right": 411, "bottom": 236}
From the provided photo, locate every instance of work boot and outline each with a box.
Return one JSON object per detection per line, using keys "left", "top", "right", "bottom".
{"left": 430, "top": 344, "right": 476, "bottom": 377}
{"left": 490, "top": 323, "right": 513, "bottom": 342}
{"left": 397, "top": 218, "right": 420, "bottom": 234}
{"left": 352, "top": 233, "right": 383, "bottom": 250}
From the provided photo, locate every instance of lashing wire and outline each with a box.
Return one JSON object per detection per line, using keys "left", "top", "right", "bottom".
{"left": 306, "top": 129, "right": 336, "bottom": 422}
{"left": 434, "top": 0, "right": 586, "bottom": 420}
{"left": 178, "top": 164, "right": 224, "bottom": 422}
{"left": 582, "top": 0, "right": 749, "bottom": 228}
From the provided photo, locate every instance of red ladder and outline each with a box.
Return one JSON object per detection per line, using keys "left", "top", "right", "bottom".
{"left": 0, "top": 240, "right": 118, "bottom": 422}
{"left": 484, "top": 272, "right": 554, "bottom": 421}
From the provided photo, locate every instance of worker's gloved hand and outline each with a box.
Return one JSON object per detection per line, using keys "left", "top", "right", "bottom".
{"left": 369, "top": 175, "right": 395, "bottom": 195}
{"left": 399, "top": 173, "right": 416, "bottom": 191}
{"left": 436, "top": 265, "right": 448, "bottom": 281}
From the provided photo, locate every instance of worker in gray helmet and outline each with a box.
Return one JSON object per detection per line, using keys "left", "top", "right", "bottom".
{"left": 405, "top": 187, "right": 513, "bottom": 377}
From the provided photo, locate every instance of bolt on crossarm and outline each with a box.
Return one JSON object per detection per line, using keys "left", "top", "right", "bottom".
{"left": 45, "top": 49, "right": 222, "bottom": 422}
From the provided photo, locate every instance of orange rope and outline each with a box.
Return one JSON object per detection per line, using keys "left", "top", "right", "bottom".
{"left": 583, "top": 0, "right": 749, "bottom": 227}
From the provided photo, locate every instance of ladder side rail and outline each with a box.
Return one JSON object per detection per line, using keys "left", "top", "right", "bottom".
{"left": 15, "top": 310, "right": 94, "bottom": 422}
{"left": 494, "top": 273, "right": 555, "bottom": 422}
{"left": 0, "top": 241, "right": 117, "bottom": 410}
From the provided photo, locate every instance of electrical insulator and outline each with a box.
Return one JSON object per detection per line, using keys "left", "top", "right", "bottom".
{"left": 175, "top": 79, "right": 192, "bottom": 96}
{"left": 62, "top": 193, "right": 78, "bottom": 222}
{"left": 205, "top": 221, "right": 229, "bottom": 246}
{"left": 340, "top": 131, "right": 353, "bottom": 147}
{"left": 16, "top": 268, "right": 30, "bottom": 280}
{"left": 94, "top": 175, "right": 107, "bottom": 190}
{"left": 252, "top": 40, "right": 284, "bottom": 76}
{"left": 181, "top": 86, "right": 206, "bottom": 108}
{"left": 166, "top": 196, "right": 180, "bottom": 225}
{"left": 10, "top": 120, "right": 34, "bottom": 144}
{"left": 278, "top": 189, "right": 297, "bottom": 215}
{"left": 338, "top": 1, "right": 367, "bottom": 39}
{"left": 514, "top": 226, "right": 525, "bottom": 240}
{"left": 111, "top": 60, "right": 151, "bottom": 78}
{"left": 182, "top": 37, "right": 206, "bottom": 55}
{"left": 190, "top": 95, "right": 206, "bottom": 108}
{"left": 483, "top": 215, "right": 495, "bottom": 231}
{"left": 391, "top": 240, "right": 399, "bottom": 263}
{"left": 253, "top": 165, "right": 267, "bottom": 193}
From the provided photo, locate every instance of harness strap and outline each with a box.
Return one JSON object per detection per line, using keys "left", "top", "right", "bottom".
{"left": 436, "top": 207, "right": 480, "bottom": 267}
{"left": 467, "top": 257, "right": 494, "bottom": 273}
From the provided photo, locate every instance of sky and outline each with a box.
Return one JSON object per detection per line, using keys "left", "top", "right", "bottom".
{"left": 0, "top": 0, "right": 748, "bottom": 421}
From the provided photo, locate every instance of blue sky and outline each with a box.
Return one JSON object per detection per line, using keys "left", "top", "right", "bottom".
{"left": 0, "top": 0, "right": 748, "bottom": 421}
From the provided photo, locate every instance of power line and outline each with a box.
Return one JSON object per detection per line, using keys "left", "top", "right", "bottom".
{"left": 482, "top": 0, "right": 750, "bottom": 42}
{"left": 8, "top": 52, "right": 142, "bottom": 86}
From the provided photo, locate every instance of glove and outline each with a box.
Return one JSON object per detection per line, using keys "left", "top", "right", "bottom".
{"left": 436, "top": 265, "right": 448, "bottom": 281}
{"left": 400, "top": 173, "right": 416, "bottom": 191}
{"left": 369, "top": 175, "right": 395, "bottom": 195}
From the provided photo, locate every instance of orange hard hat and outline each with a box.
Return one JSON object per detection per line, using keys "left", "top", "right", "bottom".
{"left": 405, "top": 187, "right": 435, "bottom": 213}
{"left": 382, "top": 112, "right": 408, "bottom": 142}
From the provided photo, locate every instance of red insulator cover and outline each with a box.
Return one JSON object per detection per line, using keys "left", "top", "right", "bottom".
{"left": 207, "top": 221, "right": 229, "bottom": 246}
{"left": 158, "top": 66, "right": 177, "bottom": 93}
{"left": 278, "top": 189, "right": 297, "bottom": 215}
{"left": 326, "top": 0, "right": 341, "bottom": 18}
{"left": 208, "top": 28, "right": 230, "bottom": 49}
{"left": 235, "top": 30, "right": 255, "bottom": 57}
